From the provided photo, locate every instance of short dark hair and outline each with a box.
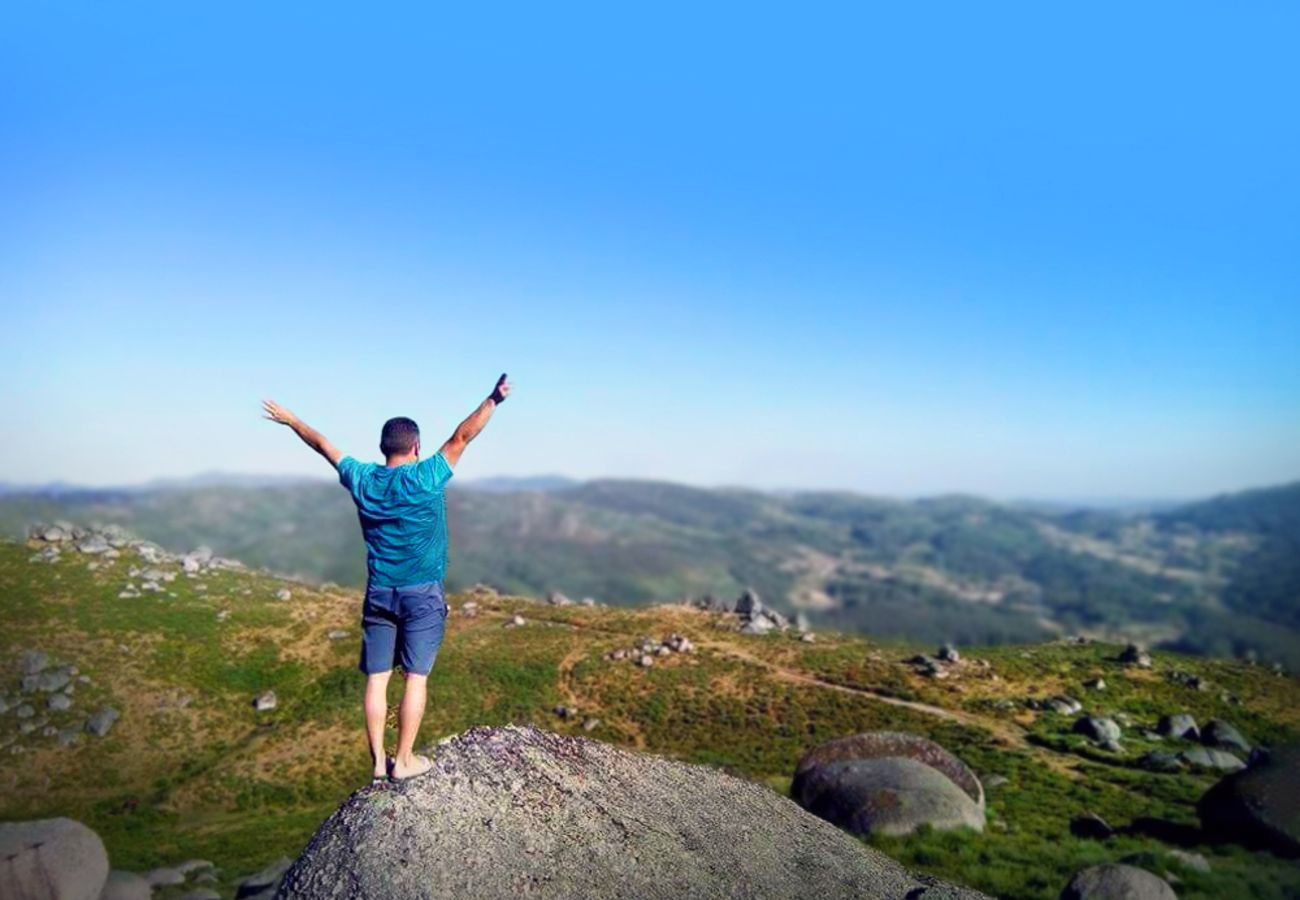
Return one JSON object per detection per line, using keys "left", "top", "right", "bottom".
{"left": 380, "top": 417, "right": 420, "bottom": 457}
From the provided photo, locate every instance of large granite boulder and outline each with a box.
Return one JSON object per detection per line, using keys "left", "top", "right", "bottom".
{"left": 0, "top": 818, "right": 109, "bottom": 900}
{"left": 278, "top": 725, "right": 990, "bottom": 899}
{"left": 1198, "top": 742, "right": 1300, "bottom": 857}
{"left": 791, "top": 732, "right": 985, "bottom": 838}
{"left": 1059, "top": 864, "right": 1177, "bottom": 899}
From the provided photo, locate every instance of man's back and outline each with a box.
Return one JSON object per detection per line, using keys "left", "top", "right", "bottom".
{"left": 337, "top": 453, "right": 454, "bottom": 588}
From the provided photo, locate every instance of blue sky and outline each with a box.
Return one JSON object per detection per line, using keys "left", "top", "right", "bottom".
{"left": 2, "top": 2, "right": 1297, "bottom": 499}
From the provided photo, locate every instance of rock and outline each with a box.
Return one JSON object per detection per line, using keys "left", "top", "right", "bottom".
{"left": 23, "top": 668, "right": 72, "bottom": 693}
{"left": 937, "top": 644, "right": 960, "bottom": 663}
{"left": 1198, "top": 742, "right": 1300, "bottom": 856}
{"left": 0, "top": 817, "right": 110, "bottom": 900}
{"left": 1139, "top": 751, "right": 1184, "bottom": 773}
{"left": 1200, "top": 720, "right": 1250, "bottom": 754}
{"left": 1046, "top": 697, "right": 1082, "bottom": 715}
{"left": 582, "top": 718, "right": 600, "bottom": 732}
{"left": 610, "top": 649, "right": 627, "bottom": 661}
{"left": 236, "top": 857, "right": 292, "bottom": 899}
{"left": 78, "top": 536, "right": 112, "bottom": 555}
{"left": 1084, "top": 678, "right": 1106, "bottom": 690}
{"left": 638, "top": 654, "right": 654, "bottom": 668}
{"left": 1118, "top": 644, "right": 1152, "bottom": 668}
{"left": 980, "top": 774, "right": 1009, "bottom": 790}
{"left": 47, "top": 694, "right": 72, "bottom": 712}
{"left": 795, "top": 613, "right": 811, "bottom": 633}
{"left": 1157, "top": 713, "right": 1199, "bottom": 740}
{"left": 546, "top": 591, "right": 573, "bottom": 606}
{"left": 552, "top": 705, "right": 571, "bottom": 719}
{"left": 794, "top": 757, "right": 985, "bottom": 837}
{"left": 1072, "top": 716, "right": 1121, "bottom": 744}
{"left": 510, "top": 615, "right": 526, "bottom": 627}
{"left": 326, "top": 630, "right": 349, "bottom": 641}
{"left": 275, "top": 588, "right": 292, "bottom": 601}
{"left": 1166, "top": 850, "right": 1210, "bottom": 874}
{"left": 278, "top": 725, "right": 989, "bottom": 899}
{"left": 1069, "top": 813, "right": 1114, "bottom": 839}
{"left": 1060, "top": 864, "right": 1177, "bottom": 900}
{"left": 57, "top": 729, "right": 81, "bottom": 747}
{"left": 801, "top": 633, "right": 816, "bottom": 643}
{"left": 85, "top": 708, "right": 120, "bottom": 737}
{"left": 99, "top": 869, "right": 152, "bottom": 900}
{"left": 792, "top": 731, "right": 985, "bottom": 838}
{"left": 1179, "top": 747, "right": 1245, "bottom": 772}
{"left": 19, "top": 650, "right": 49, "bottom": 675}
{"left": 734, "top": 588, "right": 762, "bottom": 618}
{"left": 16, "top": 704, "right": 36, "bottom": 719}
{"left": 253, "top": 690, "right": 278, "bottom": 712}
{"left": 145, "top": 867, "right": 185, "bottom": 887}
{"left": 693, "top": 594, "right": 733, "bottom": 613}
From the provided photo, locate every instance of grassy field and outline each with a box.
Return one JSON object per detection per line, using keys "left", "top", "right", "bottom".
{"left": 1, "top": 539, "right": 1297, "bottom": 899}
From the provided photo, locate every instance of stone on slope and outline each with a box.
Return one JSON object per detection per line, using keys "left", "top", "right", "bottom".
{"left": 1069, "top": 813, "right": 1114, "bottom": 840}
{"left": 795, "top": 757, "right": 986, "bottom": 837}
{"left": 1156, "top": 713, "right": 1199, "bottom": 740}
{"left": 1118, "top": 644, "right": 1152, "bottom": 668}
{"left": 19, "top": 650, "right": 49, "bottom": 676}
{"left": 1060, "top": 864, "right": 1177, "bottom": 900}
{"left": 792, "top": 731, "right": 985, "bottom": 810}
{"left": 253, "top": 691, "right": 277, "bottom": 712}
{"left": 1179, "top": 747, "right": 1245, "bottom": 773}
{"left": 1197, "top": 742, "right": 1300, "bottom": 857}
{"left": 0, "top": 817, "right": 109, "bottom": 900}
{"left": 85, "top": 707, "right": 120, "bottom": 737}
{"left": 278, "top": 725, "right": 990, "bottom": 899}
{"left": 236, "top": 857, "right": 292, "bottom": 899}
{"left": 99, "top": 870, "right": 152, "bottom": 900}
{"left": 1200, "top": 719, "right": 1250, "bottom": 754}
{"left": 1072, "top": 716, "right": 1121, "bottom": 744}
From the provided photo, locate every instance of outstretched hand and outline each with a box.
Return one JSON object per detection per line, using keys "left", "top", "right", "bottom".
{"left": 490, "top": 373, "right": 511, "bottom": 404}
{"left": 262, "top": 399, "right": 298, "bottom": 426}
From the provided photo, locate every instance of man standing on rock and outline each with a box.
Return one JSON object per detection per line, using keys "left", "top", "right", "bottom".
{"left": 262, "top": 373, "right": 511, "bottom": 783}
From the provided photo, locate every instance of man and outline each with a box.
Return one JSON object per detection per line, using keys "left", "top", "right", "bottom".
{"left": 262, "top": 373, "right": 511, "bottom": 783}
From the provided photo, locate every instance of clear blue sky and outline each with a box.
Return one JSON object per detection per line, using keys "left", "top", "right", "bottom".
{"left": 2, "top": 2, "right": 1297, "bottom": 500}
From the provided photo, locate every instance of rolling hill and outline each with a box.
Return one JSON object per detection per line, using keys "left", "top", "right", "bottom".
{"left": 0, "top": 479, "right": 1296, "bottom": 668}
{"left": 1, "top": 533, "right": 1298, "bottom": 899}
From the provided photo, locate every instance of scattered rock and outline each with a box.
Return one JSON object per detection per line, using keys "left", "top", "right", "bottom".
{"left": 1198, "top": 742, "right": 1299, "bottom": 856}
{"left": 1046, "top": 697, "right": 1083, "bottom": 716}
{"left": 1072, "top": 716, "right": 1121, "bottom": 744}
{"left": 1118, "top": 644, "right": 1152, "bottom": 668}
{"left": 582, "top": 718, "right": 600, "bottom": 732}
{"left": 277, "top": 725, "right": 990, "bottom": 899}
{"left": 1180, "top": 747, "right": 1245, "bottom": 773}
{"left": 85, "top": 707, "right": 120, "bottom": 737}
{"left": 0, "top": 817, "right": 110, "bottom": 900}
{"left": 801, "top": 633, "right": 816, "bottom": 643}
{"left": 253, "top": 691, "right": 278, "bottom": 712}
{"left": 937, "top": 643, "right": 960, "bottom": 663}
{"left": 546, "top": 591, "right": 573, "bottom": 606}
{"left": 1157, "top": 713, "right": 1199, "bottom": 741}
{"left": 326, "top": 630, "right": 349, "bottom": 641}
{"left": 1139, "top": 751, "right": 1184, "bottom": 773}
{"left": 99, "top": 869, "right": 153, "bottom": 900}
{"left": 1060, "top": 864, "right": 1177, "bottom": 900}
{"left": 638, "top": 654, "right": 654, "bottom": 668}
{"left": 18, "top": 650, "right": 49, "bottom": 676}
{"left": 236, "top": 857, "right": 292, "bottom": 899}
{"left": 1200, "top": 720, "right": 1250, "bottom": 754}
{"left": 145, "top": 866, "right": 186, "bottom": 887}
{"left": 47, "top": 693, "right": 72, "bottom": 712}
{"left": 16, "top": 704, "right": 36, "bottom": 719}
{"left": 1084, "top": 678, "right": 1106, "bottom": 691}
{"left": 1166, "top": 850, "right": 1211, "bottom": 873}
{"left": 1069, "top": 813, "right": 1114, "bottom": 840}
{"left": 275, "top": 588, "right": 292, "bottom": 601}
{"left": 980, "top": 774, "right": 1009, "bottom": 791}
{"left": 509, "top": 615, "right": 526, "bottom": 627}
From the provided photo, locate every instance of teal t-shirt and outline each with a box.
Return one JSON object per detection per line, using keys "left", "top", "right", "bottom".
{"left": 337, "top": 453, "right": 454, "bottom": 588}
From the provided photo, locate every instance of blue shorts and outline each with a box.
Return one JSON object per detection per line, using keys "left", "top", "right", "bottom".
{"left": 359, "top": 580, "right": 448, "bottom": 676}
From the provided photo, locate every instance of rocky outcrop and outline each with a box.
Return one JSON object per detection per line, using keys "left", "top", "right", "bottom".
{"left": 1198, "top": 742, "right": 1299, "bottom": 857}
{"left": 0, "top": 818, "right": 108, "bottom": 900}
{"left": 278, "top": 725, "right": 990, "bottom": 899}
{"left": 791, "top": 732, "right": 985, "bottom": 838}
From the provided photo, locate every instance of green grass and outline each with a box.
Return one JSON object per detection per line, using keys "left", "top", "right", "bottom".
{"left": 2, "top": 540, "right": 1298, "bottom": 899}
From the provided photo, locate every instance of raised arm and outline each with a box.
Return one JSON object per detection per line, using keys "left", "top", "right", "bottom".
{"left": 262, "top": 400, "right": 344, "bottom": 468}
{"left": 439, "top": 373, "right": 511, "bottom": 468}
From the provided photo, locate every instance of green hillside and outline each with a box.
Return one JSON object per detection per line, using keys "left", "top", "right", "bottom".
{"left": 2, "top": 537, "right": 1298, "bottom": 899}
{"left": 1, "top": 479, "right": 1297, "bottom": 667}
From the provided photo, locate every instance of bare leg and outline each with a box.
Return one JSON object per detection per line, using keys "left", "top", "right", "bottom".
{"left": 391, "top": 672, "right": 430, "bottom": 777}
{"left": 364, "top": 670, "right": 392, "bottom": 779}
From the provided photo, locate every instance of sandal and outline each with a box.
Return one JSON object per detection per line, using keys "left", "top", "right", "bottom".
{"left": 369, "top": 756, "right": 394, "bottom": 787}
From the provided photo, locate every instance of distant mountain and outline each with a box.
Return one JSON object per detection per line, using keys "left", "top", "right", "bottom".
{"left": 1, "top": 477, "right": 1297, "bottom": 667}
{"left": 462, "top": 475, "right": 580, "bottom": 492}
